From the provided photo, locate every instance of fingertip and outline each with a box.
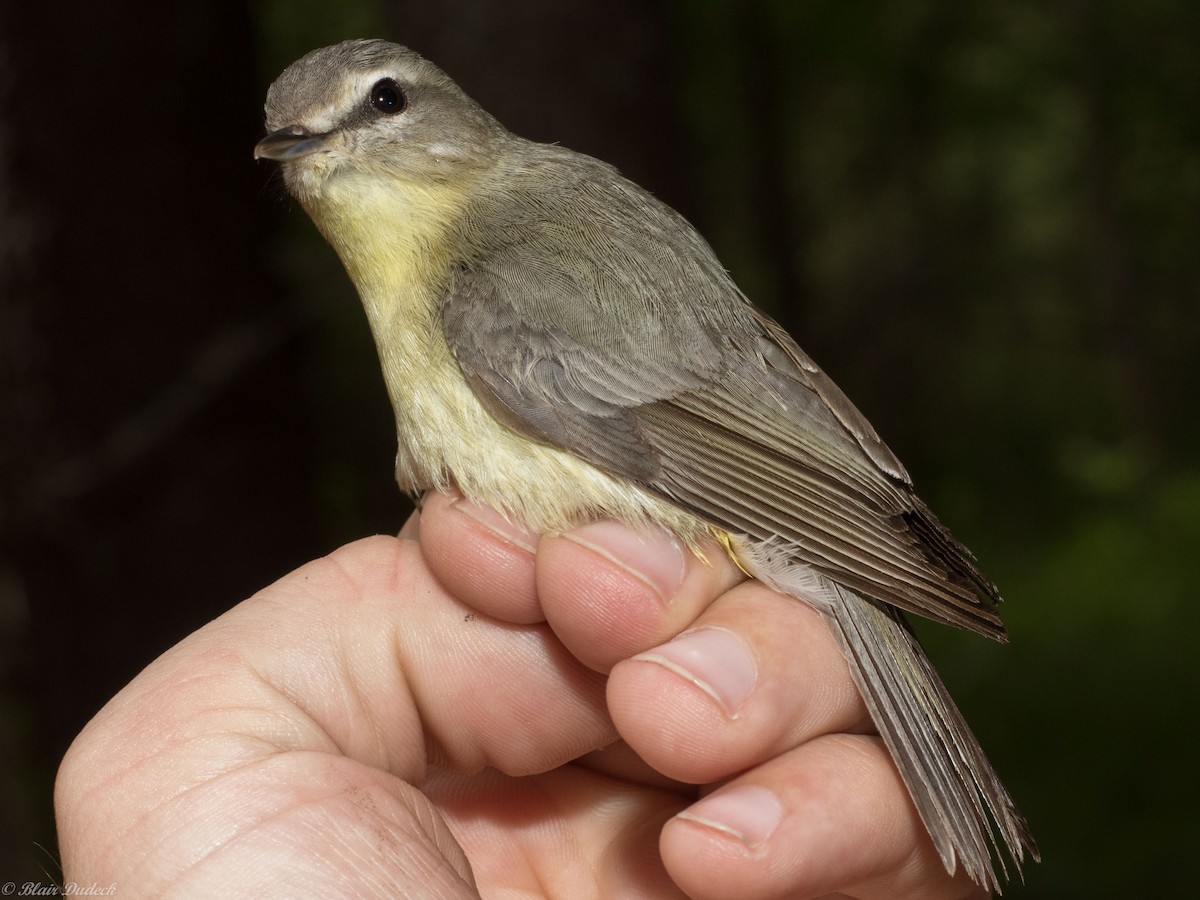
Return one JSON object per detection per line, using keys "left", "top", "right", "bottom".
{"left": 672, "top": 784, "right": 783, "bottom": 850}
{"left": 536, "top": 524, "right": 749, "bottom": 673}
{"left": 660, "top": 735, "right": 977, "bottom": 900}
{"left": 416, "top": 490, "right": 543, "bottom": 624}
{"left": 556, "top": 521, "right": 687, "bottom": 602}
{"left": 448, "top": 495, "right": 539, "bottom": 554}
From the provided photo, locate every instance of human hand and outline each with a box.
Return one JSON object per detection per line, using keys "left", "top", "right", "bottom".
{"left": 55, "top": 490, "right": 984, "bottom": 898}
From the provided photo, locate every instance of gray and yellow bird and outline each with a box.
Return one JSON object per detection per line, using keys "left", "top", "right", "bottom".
{"left": 255, "top": 39, "right": 1037, "bottom": 892}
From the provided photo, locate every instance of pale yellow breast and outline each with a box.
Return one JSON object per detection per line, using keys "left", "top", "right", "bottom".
{"left": 306, "top": 170, "right": 710, "bottom": 543}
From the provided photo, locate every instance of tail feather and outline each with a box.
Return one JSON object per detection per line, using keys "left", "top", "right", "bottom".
{"left": 735, "top": 536, "right": 1039, "bottom": 893}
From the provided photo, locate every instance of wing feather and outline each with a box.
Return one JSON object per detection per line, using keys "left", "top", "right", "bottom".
{"left": 441, "top": 148, "right": 1004, "bottom": 637}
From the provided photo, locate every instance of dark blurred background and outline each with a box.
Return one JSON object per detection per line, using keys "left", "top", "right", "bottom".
{"left": 2, "top": 1, "right": 1197, "bottom": 896}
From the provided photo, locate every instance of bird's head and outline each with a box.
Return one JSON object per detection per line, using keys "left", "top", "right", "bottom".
{"left": 255, "top": 39, "right": 506, "bottom": 210}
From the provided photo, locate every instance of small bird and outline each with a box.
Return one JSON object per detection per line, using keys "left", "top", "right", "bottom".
{"left": 255, "top": 38, "right": 1037, "bottom": 891}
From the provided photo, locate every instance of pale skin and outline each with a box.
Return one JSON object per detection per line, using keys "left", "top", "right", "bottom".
{"left": 55, "top": 491, "right": 985, "bottom": 899}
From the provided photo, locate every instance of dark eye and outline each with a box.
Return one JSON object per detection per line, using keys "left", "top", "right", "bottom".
{"left": 369, "top": 78, "right": 407, "bottom": 114}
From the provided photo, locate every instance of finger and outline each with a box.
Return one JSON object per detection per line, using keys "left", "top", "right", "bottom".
{"left": 301, "top": 537, "right": 613, "bottom": 774}
{"left": 56, "top": 536, "right": 620, "bottom": 892}
{"left": 660, "top": 735, "right": 987, "bottom": 900}
{"left": 418, "top": 491, "right": 749, "bottom": 667}
{"left": 536, "top": 524, "right": 746, "bottom": 672}
{"left": 608, "top": 578, "right": 869, "bottom": 785}
{"left": 417, "top": 489, "right": 544, "bottom": 624}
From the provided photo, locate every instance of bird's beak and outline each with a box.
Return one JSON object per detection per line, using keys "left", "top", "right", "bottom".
{"left": 254, "top": 126, "right": 333, "bottom": 161}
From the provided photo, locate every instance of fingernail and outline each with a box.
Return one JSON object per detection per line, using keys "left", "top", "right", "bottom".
{"left": 633, "top": 627, "right": 757, "bottom": 715}
{"left": 561, "top": 522, "right": 686, "bottom": 602}
{"left": 451, "top": 498, "right": 539, "bottom": 554}
{"left": 676, "top": 785, "right": 782, "bottom": 848}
